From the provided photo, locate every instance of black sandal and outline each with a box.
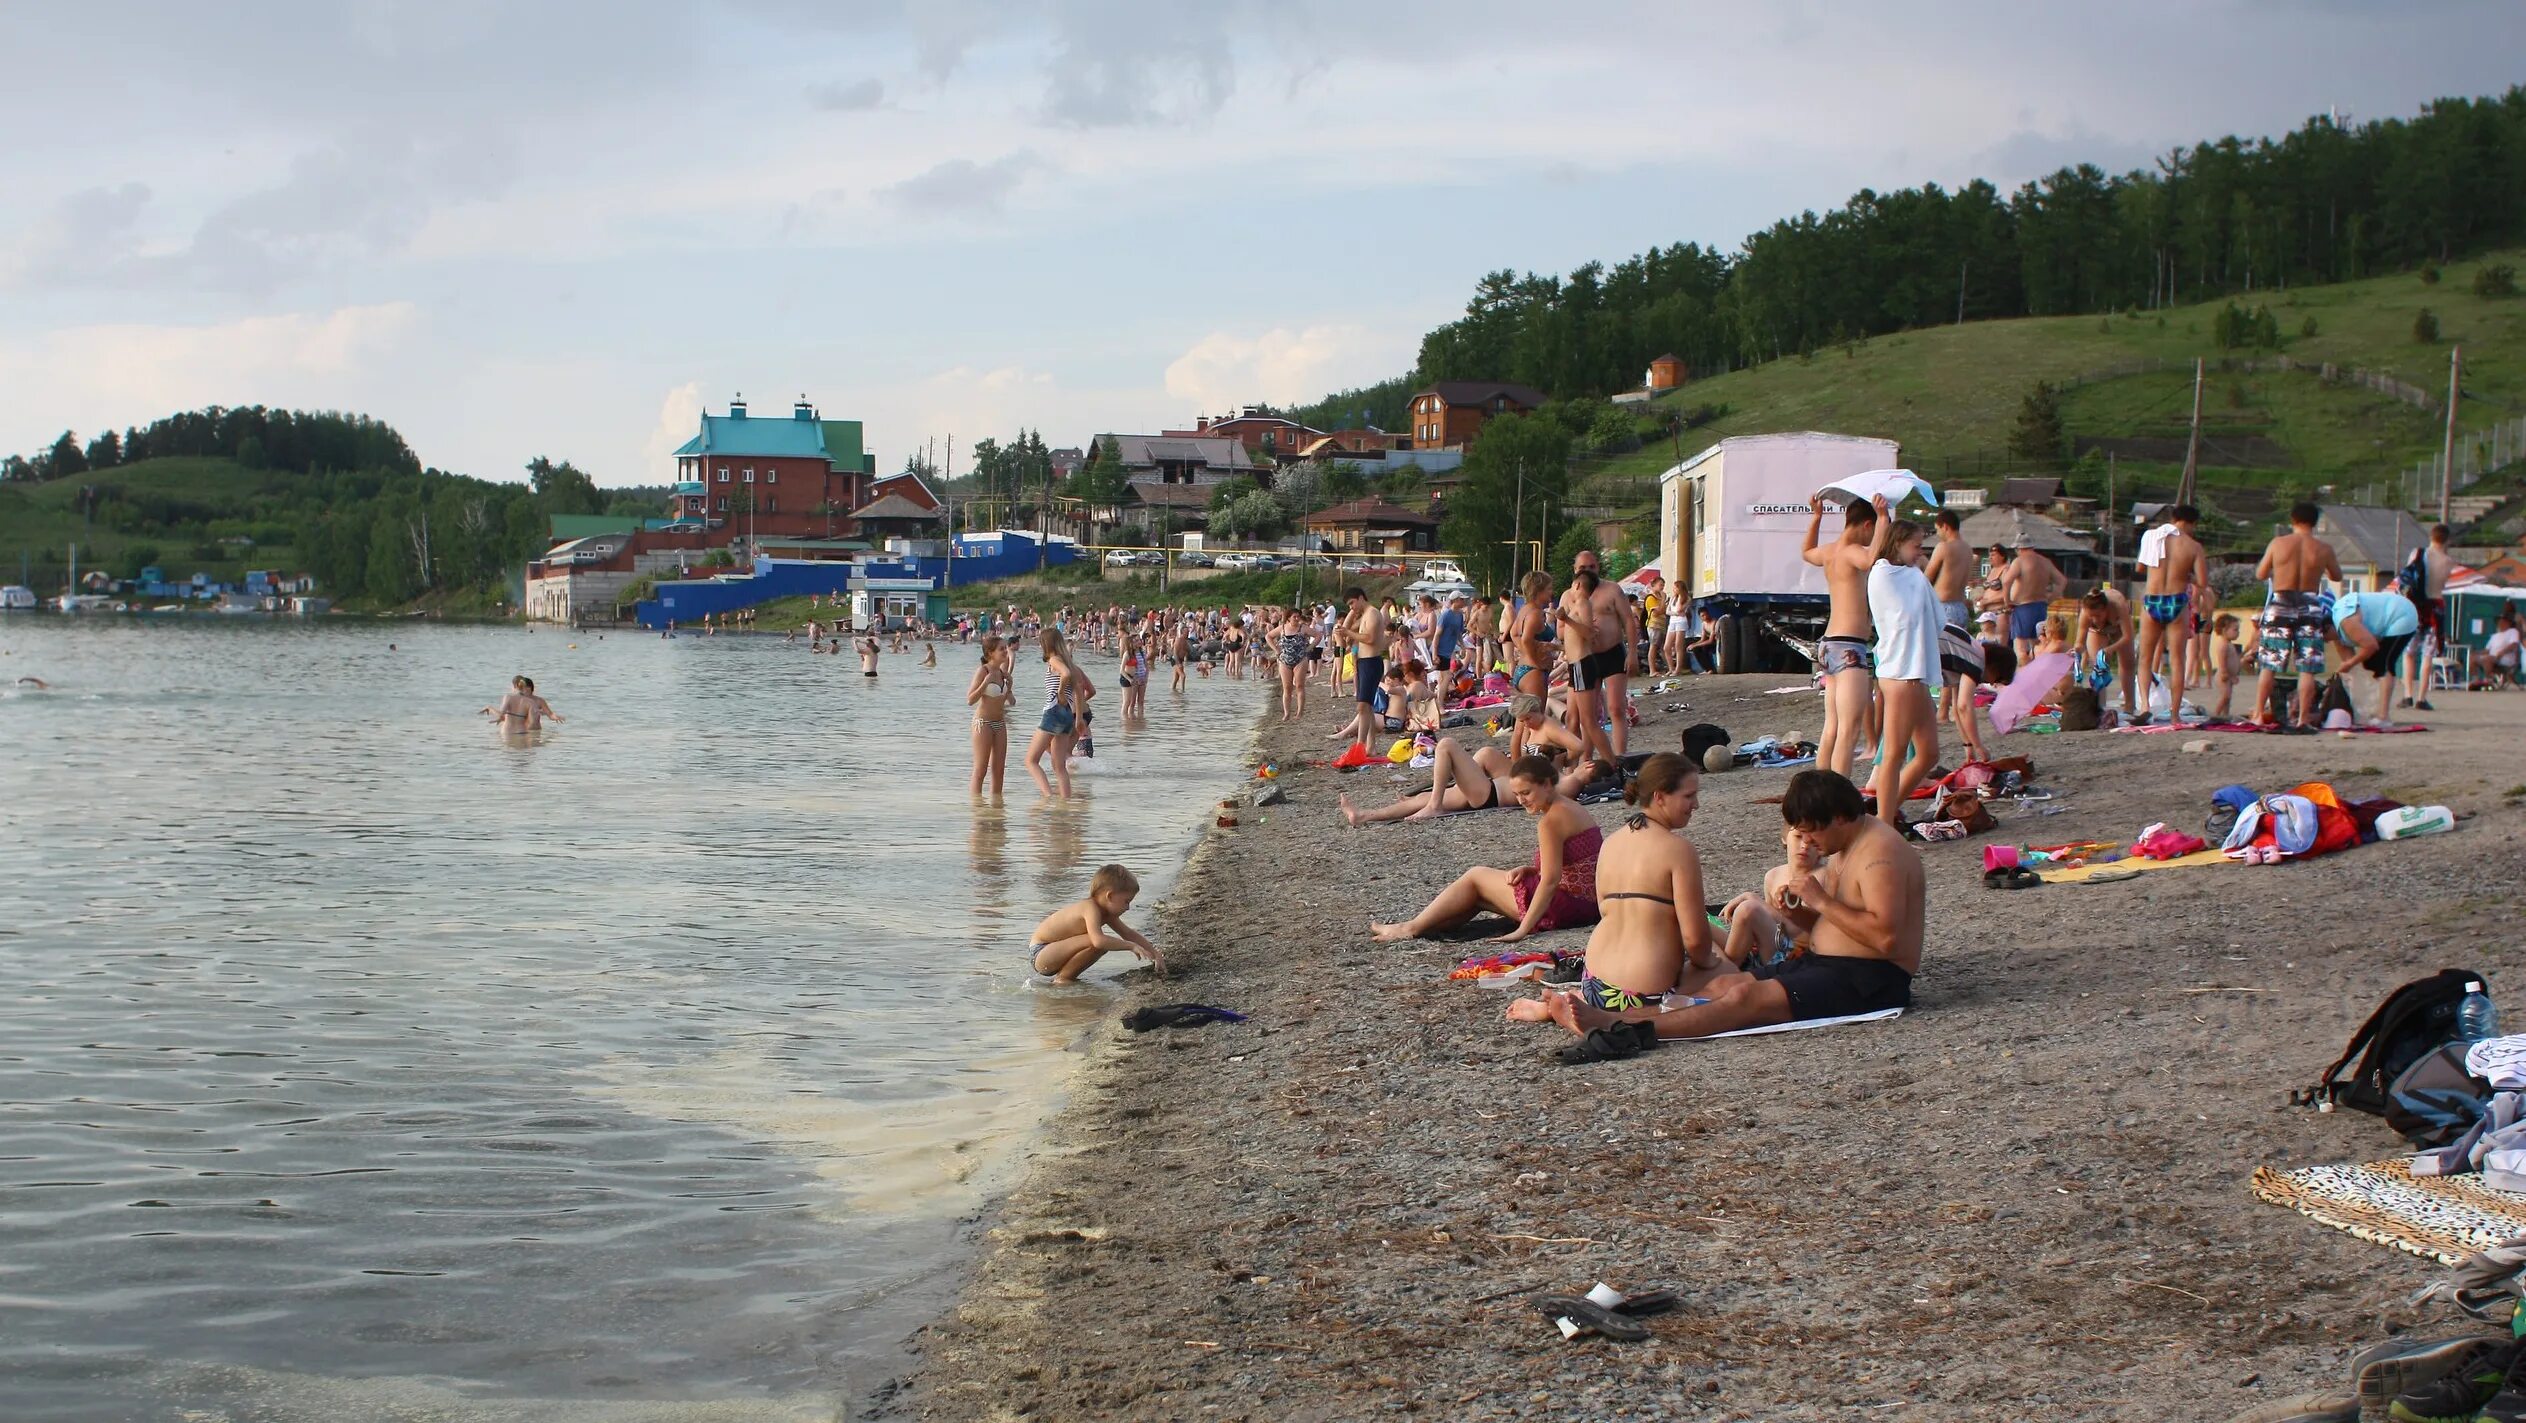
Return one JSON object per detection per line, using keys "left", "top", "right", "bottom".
{"left": 1554, "top": 1020, "right": 1660, "bottom": 1064}
{"left": 1534, "top": 1295, "right": 1651, "bottom": 1342}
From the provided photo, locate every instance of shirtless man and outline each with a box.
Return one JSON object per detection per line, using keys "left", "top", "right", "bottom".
{"left": 2004, "top": 544, "right": 2066, "bottom": 663}
{"left": 2135, "top": 504, "right": 2211, "bottom": 725}
{"left": 1537, "top": 769, "right": 1922, "bottom": 1040}
{"left": 1555, "top": 567, "right": 1618, "bottom": 770}
{"left": 1925, "top": 510, "right": 1976, "bottom": 639}
{"left": 1801, "top": 493, "right": 1891, "bottom": 779}
{"left": 1572, "top": 549, "right": 1637, "bottom": 759}
{"left": 1339, "top": 586, "right": 1388, "bottom": 752}
{"left": 2252, "top": 501, "right": 2343, "bottom": 731}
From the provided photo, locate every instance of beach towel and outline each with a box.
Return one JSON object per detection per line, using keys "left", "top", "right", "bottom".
{"left": 1818, "top": 468, "right": 1938, "bottom": 510}
{"left": 2251, "top": 1158, "right": 2526, "bottom": 1265}
{"left": 1991, "top": 653, "right": 2071, "bottom": 734}
{"left": 1695, "top": 1007, "right": 1905, "bottom": 1039}
{"left": 2037, "top": 848, "right": 2229, "bottom": 883}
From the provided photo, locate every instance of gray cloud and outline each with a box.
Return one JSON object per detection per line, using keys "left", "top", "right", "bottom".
{"left": 810, "top": 77, "right": 887, "bottom": 111}
{"left": 1973, "top": 127, "right": 2168, "bottom": 186}
{"left": 877, "top": 153, "right": 1046, "bottom": 217}
{"left": 1037, "top": 4, "right": 1237, "bottom": 128}
{"left": 3, "top": 132, "right": 513, "bottom": 294}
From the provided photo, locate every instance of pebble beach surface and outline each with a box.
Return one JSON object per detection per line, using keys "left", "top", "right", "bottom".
{"left": 891, "top": 674, "right": 2526, "bottom": 1421}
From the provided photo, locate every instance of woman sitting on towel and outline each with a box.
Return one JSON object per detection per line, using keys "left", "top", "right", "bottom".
{"left": 1371, "top": 756, "right": 1602, "bottom": 944}
{"left": 1505, "top": 753, "right": 1711, "bottom": 1018}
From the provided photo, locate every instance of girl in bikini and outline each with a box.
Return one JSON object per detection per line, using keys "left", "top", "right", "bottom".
{"left": 1371, "top": 756, "right": 1603, "bottom": 944}
{"left": 1024, "top": 627, "right": 1082, "bottom": 799}
{"left": 1508, "top": 752, "right": 1711, "bottom": 1021}
{"left": 1511, "top": 570, "right": 1555, "bottom": 695}
{"left": 967, "top": 635, "right": 1012, "bottom": 795}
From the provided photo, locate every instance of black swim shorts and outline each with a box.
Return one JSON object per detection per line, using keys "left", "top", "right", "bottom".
{"left": 1749, "top": 953, "right": 1911, "bottom": 1020}
{"left": 1353, "top": 655, "right": 1386, "bottom": 703}
{"left": 1568, "top": 646, "right": 1624, "bottom": 691}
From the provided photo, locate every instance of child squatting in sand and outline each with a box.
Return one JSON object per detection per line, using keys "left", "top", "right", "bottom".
{"left": 1027, "top": 864, "right": 1166, "bottom": 982}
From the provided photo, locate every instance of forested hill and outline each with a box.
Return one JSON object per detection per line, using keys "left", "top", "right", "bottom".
{"left": 1298, "top": 88, "right": 2526, "bottom": 419}
{"left": 0, "top": 407, "right": 650, "bottom": 609}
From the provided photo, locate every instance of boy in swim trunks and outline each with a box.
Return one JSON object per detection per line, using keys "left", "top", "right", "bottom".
{"left": 1802, "top": 492, "right": 1891, "bottom": 780}
{"left": 2251, "top": 501, "right": 2343, "bottom": 730}
{"left": 1027, "top": 864, "right": 1164, "bottom": 982}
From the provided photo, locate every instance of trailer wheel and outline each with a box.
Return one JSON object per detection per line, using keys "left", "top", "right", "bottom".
{"left": 1733, "top": 615, "right": 1763, "bottom": 674}
{"left": 1715, "top": 614, "right": 1745, "bottom": 675}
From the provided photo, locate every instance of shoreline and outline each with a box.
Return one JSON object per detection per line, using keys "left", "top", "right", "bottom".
{"left": 887, "top": 674, "right": 2526, "bottom": 1420}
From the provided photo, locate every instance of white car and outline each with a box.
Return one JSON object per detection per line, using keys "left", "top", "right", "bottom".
{"left": 1103, "top": 549, "right": 1140, "bottom": 568}
{"left": 1404, "top": 573, "right": 1475, "bottom": 599}
{"left": 1211, "top": 552, "right": 1253, "bottom": 571}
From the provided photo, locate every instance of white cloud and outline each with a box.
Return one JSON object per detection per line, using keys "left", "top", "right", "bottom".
{"left": 1162, "top": 324, "right": 1415, "bottom": 416}
{"left": 0, "top": 304, "right": 418, "bottom": 453}
{"left": 808, "top": 76, "right": 886, "bottom": 111}
{"left": 641, "top": 381, "right": 706, "bottom": 478}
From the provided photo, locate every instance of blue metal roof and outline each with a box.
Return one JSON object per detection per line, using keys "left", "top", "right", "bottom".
{"left": 674, "top": 413, "right": 839, "bottom": 461}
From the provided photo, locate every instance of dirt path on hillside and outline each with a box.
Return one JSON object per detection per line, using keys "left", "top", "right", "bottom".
{"left": 887, "top": 677, "right": 2526, "bottom": 1422}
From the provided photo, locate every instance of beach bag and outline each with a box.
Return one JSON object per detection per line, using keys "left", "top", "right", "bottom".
{"left": 2300, "top": 969, "right": 2483, "bottom": 1118}
{"left": 2388, "top": 1042, "right": 2496, "bottom": 1147}
{"left": 2316, "top": 675, "right": 2353, "bottom": 723}
{"left": 2058, "top": 685, "right": 2101, "bottom": 732}
{"left": 1936, "top": 790, "right": 1996, "bottom": 835}
{"left": 2396, "top": 545, "right": 2429, "bottom": 602}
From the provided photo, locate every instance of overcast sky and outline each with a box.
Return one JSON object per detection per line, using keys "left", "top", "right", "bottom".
{"left": 1, "top": 0, "right": 2518, "bottom": 486}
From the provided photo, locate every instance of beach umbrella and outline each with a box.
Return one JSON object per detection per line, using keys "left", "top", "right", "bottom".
{"left": 1818, "top": 469, "right": 1939, "bottom": 510}
{"left": 1989, "top": 652, "right": 2069, "bottom": 734}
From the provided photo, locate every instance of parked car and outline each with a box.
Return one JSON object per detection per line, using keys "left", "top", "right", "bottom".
{"left": 1212, "top": 552, "right": 1253, "bottom": 571}
{"left": 1247, "top": 555, "right": 1288, "bottom": 573}
{"left": 1355, "top": 561, "right": 1403, "bottom": 577}
{"left": 1404, "top": 575, "right": 1475, "bottom": 600}
{"left": 1178, "top": 551, "right": 1214, "bottom": 568}
{"left": 1103, "top": 549, "right": 1139, "bottom": 568}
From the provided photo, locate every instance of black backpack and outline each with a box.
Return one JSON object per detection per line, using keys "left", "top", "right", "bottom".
{"left": 2300, "top": 969, "right": 2482, "bottom": 1118}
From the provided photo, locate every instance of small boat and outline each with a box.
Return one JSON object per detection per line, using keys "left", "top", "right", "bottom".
{"left": 56, "top": 593, "right": 114, "bottom": 613}
{"left": 0, "top": 586, "right": 35, "bottom": 612}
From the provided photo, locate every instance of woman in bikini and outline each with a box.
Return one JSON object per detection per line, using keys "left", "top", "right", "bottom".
{"left": 1340, "top": 735, "right": 1604, "bottom": 826}
{"left": 1024, "top": 626, "right": 1082, "bottom": 798}
{"left": 1511, "top": 571, "right": 1555, "bottom": 696}
{"left": 483, "top": 675, "right": 545, "bottom": 735}
{"left": 1371, "top": 755, "right": 1603, "bottom": 944}
{"left": 1508, "top": 752, "right": 1710, "bottom": 1021}
{"left": 967, "top": 635, "right": 1013, "bottom": 794}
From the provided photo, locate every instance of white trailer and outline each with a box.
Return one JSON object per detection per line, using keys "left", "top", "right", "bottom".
{"left": 1658, "top": 431, "right": 1903, "bottom": 673}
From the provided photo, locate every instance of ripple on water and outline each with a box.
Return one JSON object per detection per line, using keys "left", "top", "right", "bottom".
{"left": 0, "top": 620, "right": 1245, "bottom": 1418}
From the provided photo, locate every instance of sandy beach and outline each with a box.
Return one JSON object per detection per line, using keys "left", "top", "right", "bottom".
{"left": 890, "top": 674, "right": 2526, "bottom": 1421}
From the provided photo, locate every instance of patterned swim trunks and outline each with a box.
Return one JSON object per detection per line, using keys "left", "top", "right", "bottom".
{"left": 1577, "top": 974, "right": 1668, "bottom": 1013}
{"left": 1818, "top": 636, "right": 1874, "bottom": 677}
{"left": 2257, "top": 590, "right": 2331, "bottom": 674}
{"left": 2143, "top": 591, "right": 2191, "bottom": 626}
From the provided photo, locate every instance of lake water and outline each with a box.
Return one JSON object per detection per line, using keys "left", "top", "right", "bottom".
{"left": 0, "top": 618, "right": 1258, "bottom": 1422}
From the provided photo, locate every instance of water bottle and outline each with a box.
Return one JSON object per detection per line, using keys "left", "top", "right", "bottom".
{"left": 2459, "top": 981, "right": 2500, "bottom": 1042}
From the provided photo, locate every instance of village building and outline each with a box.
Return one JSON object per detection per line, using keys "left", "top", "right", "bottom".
{"left": 1302, "top": 498, "right": 1440, "bottom": 555}
{"left": 1405, "top": 381, "right": 1547, "bottom": 451}
{"left": 1165, "top": 407, "right": 1326, "bottom": 462}
{"left": 2315, "top": 505, "right": 2431, "bottom": 591}
{"left": 670, "top": 395, "right": 878, "bottom": 537}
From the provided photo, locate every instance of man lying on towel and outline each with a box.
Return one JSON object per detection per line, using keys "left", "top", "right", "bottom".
{"left": 1531, "top": 769, "right": 1924, "bottom": 1040}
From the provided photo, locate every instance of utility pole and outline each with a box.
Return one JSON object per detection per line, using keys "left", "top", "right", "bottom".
{"left": 1511, "top": 459, "right": 1525, "bottom": 590}
{"left": 2105, "top": 453, "right": 2117, "bottom": 583}
{"left": 2440, "top": 345, "right": 2463, "bottom": 524}
{"left": 1956, "top": 259, "right": 1968, "bottom": 325}
{"left": 2177, "top": 358, "right": 2204, "bottom": 507}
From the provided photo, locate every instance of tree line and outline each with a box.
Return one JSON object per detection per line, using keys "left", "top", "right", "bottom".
{"left": 1328, "top": 88, "right": 2526, "bottom": 409}
{"left": 3, "top": 406, "right": 422, "bottom": 484}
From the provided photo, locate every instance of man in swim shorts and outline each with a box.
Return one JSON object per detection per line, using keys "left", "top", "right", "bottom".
{"left": 2002, "top": 543, "right": 2064, "bottom": 663}
{"left": 2251, "top": 501, "right": 2342, "bottom": 731}
{"left": 1925, "top": 509, "right": 1976, "bottom": 637}
{"left": 1539, "top": 769, "right": 1922, "bottom": 1039}
{"left": 2134, "top": 503, "right": 2210, "bottom": 725}
{"left": 1340, "top": 586, "right": 1387, "bottom": 752}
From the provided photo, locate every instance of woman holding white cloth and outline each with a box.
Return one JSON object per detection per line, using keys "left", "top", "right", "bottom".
{"left": 1866, "top": 520, "right": 1946, "bottom": 828}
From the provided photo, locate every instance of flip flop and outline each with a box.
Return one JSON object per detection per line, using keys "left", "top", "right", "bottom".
{"left": 1533, "top": 1295, "right": 1651, "bottom": 1342}
{"left": 2082, "top": 867, "right": 2142, "bottom": 884}
{"left": 1981, "top": 867, "right": 2043, "bottom": 891}
{"left": 1554, "top": 1021, "right": 1660, "bottom": 1064}
{"left": 1610, "top": 1287, "right": 1680, "bottom": 1317}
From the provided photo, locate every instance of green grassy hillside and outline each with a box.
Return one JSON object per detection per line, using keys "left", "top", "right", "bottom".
{"left": 0, "top": 457, "right": 307, "bottom": 586}
{"left": 1573, "top": 250, "right": 2526, "bottom": 527}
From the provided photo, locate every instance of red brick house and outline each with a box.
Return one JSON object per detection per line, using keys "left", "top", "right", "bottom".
{"left": 671, "top": 395, "right": 878, "bottom": 537}
{"left": 1167, "top": 407, "right": 1325, "bottom": 462}
{"left": 1406, "top": 381, "right": 1547, "bottom": 451}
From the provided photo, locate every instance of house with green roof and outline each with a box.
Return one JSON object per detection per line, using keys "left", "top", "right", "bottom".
{"left": 670, "top": 394, "right": 879, "bottom": 539}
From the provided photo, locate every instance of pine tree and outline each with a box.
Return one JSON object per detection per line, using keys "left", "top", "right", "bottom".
{"left": 2007, "top": 382, "right": 2066, "bottom": 464}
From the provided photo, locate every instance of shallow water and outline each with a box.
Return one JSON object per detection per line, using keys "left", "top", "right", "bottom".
{"left": 0, "top": 618, "right": 1257, "bottom": 1421}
